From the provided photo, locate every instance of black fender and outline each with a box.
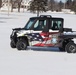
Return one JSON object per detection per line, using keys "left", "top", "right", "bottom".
{"left": 60, "top": 39, "right": 74, "bottom": 48}
{"left": 17, "top": 36, "right": 29, "bottom": 46}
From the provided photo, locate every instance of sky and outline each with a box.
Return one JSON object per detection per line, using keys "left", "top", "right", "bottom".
{"left": 53, "top": 0, "right": 66, "bottom": 2}
{"left": 57, "top": 0, "right": 66, "bottom": 2}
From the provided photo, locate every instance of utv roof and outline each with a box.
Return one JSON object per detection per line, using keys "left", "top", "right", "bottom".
{"left": 30, "top": 15, "right": 64, "bottom": 20}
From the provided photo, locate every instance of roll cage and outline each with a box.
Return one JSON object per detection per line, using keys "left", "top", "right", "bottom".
{"left": 24, "top": 15, "right": 64, "bottom": 32}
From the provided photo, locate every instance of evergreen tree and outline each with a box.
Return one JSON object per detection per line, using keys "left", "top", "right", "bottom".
{"left": 58, "top": 1, "right": 64, "bottom": 11}
{"left": 29, "top": 0, "right": 48, "bottom": 16}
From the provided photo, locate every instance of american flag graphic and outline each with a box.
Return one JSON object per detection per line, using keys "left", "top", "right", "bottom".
{"left": 27, "top": 33, "right": 44, "bottom": 41}
{"left": 27, "top": 32, "right": 59, "bottom": 47}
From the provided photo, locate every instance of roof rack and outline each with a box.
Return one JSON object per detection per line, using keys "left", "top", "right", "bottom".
{"left": 40, "top": 15, "right": 52, "bottom": 18}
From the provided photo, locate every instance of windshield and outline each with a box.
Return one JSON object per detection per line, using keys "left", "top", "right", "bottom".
{"left": 24, "top": 18, "right": 35, "bottom": 30}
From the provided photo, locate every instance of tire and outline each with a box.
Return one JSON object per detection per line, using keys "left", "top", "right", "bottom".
{"left": 65, "top": 42, "right": 76, "bottom": 53}
{"left": 16, "top": 39, "right": 27, "bottom": 50}
{"left": 10, "top": 40, "right": 16, "bottom": 48}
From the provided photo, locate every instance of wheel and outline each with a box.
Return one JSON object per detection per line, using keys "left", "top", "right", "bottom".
{"left": 16, "top": 39, "right": 27, "bottom": 50}
{"left": 10, "top": 40, "right": 16, "bottom": 48}
{"left": 65, "top": 42, "right": 76, "bottom": 53}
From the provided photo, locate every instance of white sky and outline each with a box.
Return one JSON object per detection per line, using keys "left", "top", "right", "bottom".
{"left": 57, "top": 0, "right": 66, "bottom": 2}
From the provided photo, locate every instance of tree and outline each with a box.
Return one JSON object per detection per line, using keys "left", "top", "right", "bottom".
{"left": 58, "top": 1, "right": 64, "bottom": 11}
{"left": 28, "top": 0, "right": 48, "bottom": 16}
{"left": 17, "top": 0, "right": 22, "bottom": 12}
{"left": 48, "top": 0, "right": 55, "bottom": 11}
{"left": 65, "top": 0, "right": 76, "bottom": 13}
{"left": 0, "top": 0, "right": 2, "bottom": 8}
{"left": 10, "top": 0, "right": 15, "bottom": 12}
{"left": 66, "top": 0, "right": 72, "bottom": 9}
{"left": 71, "top": 0, "right": 76, "bottom": 13}
{"left": 10, "top": 0, "right": 22, "bottom": 12}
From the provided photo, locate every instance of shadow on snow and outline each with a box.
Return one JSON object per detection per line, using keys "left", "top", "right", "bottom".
{"left": 0, "top": 17, "right": 15, "bottom": 19}
{"left": 0, "top": 21, "right": 6, "bottom": 23}
{"left": 27, "top": 46, "right": 65, "bottom": 52}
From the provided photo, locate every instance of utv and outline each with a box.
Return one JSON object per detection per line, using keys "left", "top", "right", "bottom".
{"left": 10, "top": 15, "right": 76, "bottom": 53}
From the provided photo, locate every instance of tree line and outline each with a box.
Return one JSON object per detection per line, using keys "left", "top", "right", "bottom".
{"left": 47, "top": 0, "right": 76, "bottom": 12}
{"left": 0, "top": 0, "right": 76, "bottom": 14}
{"left": 65, "top": 0, "right": 76, "bottom": 13}
{"left": 28, "top": 0, "right": 76, "bottom": 16}
{"left": 0, "top": 0, "right": 22, "bottom": 12}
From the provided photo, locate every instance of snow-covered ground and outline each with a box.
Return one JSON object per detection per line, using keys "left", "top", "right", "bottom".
{"left": 0, "top": 11, "right": 76, "bottom": 75}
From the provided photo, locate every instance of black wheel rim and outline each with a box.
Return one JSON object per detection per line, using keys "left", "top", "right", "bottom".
{"left": 20, "top": 42, "right": 26, "bottom": 50}
{"left": 69, "top": 45, "right": 76, "bottom": 52}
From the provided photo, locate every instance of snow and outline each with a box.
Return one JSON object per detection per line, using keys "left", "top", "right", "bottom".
{"left": 0, "top": 11, "right": 76, "bottom": 75}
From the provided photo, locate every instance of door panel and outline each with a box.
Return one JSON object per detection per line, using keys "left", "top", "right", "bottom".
{"left": 29, "top": 19, "right": 48, "bottom": 46}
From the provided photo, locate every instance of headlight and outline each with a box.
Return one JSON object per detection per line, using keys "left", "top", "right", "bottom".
{"left": 17, "top": 32, "right": 25, "bottom": 37}
{"left": 11, "top": 31, "right": 15, "bottom": 36}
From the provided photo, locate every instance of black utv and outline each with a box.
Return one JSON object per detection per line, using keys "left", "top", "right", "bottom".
{"left": 10, "top": 15, "right": 76, "bottom": 53}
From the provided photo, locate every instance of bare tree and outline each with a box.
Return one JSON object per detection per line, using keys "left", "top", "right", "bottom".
{"left": 10, "top": 0, "right": 23, "bottom": 12}
{"left": 0, "top": 0, "right": 2, "bottom": 8}
{"left": 48, "top": 0, "right": 55, "bottom": 11}
{"left": 65, "top": 0, "right": 72, "bottom": 9}
{"left": 10, "top": 0, "right": 14, "bottom": 12}
{"left": 71, "top": 0, "right": 76, "bottom": 13}
{"left": 16, "top": 0, "right": 22, "bottom": 12}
